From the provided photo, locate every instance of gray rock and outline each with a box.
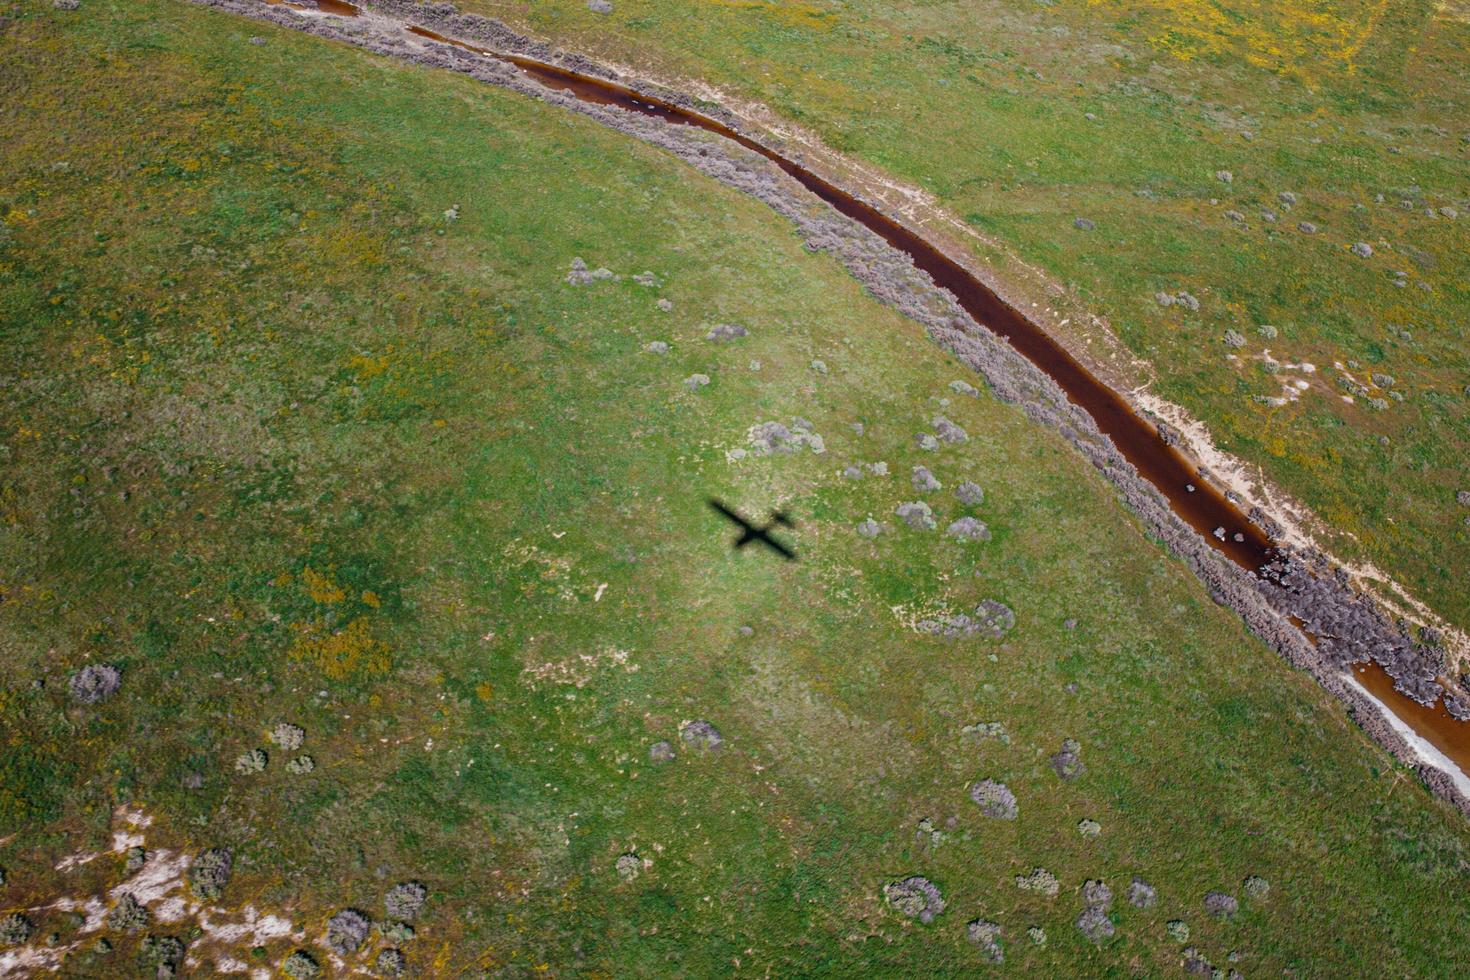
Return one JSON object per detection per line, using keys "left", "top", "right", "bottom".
{"left": 949, "top": 380, "right": 980, "bottom": 397}
{"left": 955, "top": 481, "right": 984, "bottom": 506}
{"left": 1278, "top": 191, "right": 1298, "bottom": 207}
{"left": 1215, "top": 170, "right": 1233, "bottom": 184}
{"left": 810, "top": 359, "right": 828, "bottom": 374}
{"left": 588, "top": 0, "right": 612, "bottom": 11}
{"left": 969, "top": 779, "right": 1017, "bottom": 819}
{"left": 682, "top": 373, "right": 710, "bottom": 392}
{"left": 656, "top": 298, "right": 672, "bottom": 312}
{"left": 896, "top": 501, "right": 937, "bottom": 530}
{"left": 911, "top": 466, "right": 941, "bottom": 493}
{"left": 1352, "top": 242, "right": 1373, "bottom": 258}
{"left": 679, "top": 719, "right": 724, "bottom": 750}
{"left": 1223, "top": 330, "right": 1246, "bottom": 348}
{"left": 648, "top": 741, "right": 675, "bottom": 763}
{"left": 1297, "top": 221, "right": 1318, "bottom": 234}
{"left": 856, "top": 518, "right": 883, "bottom": 538}
{"left": 1073, "top": 217, "right": 1095, "bottom": 230}
{"left": 946, "top": 517, "right": 990, "bottom": 542}
{"left": 916, "top": 433, "right": 940, "bottom": 451}
{"left": 644, "top": 341, "right": 669, "bottom": 354}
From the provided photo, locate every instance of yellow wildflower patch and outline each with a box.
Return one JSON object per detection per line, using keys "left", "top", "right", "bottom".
{"left": 289, "top": 616, "right": 391, "bottom": 680}
{"left": 301, "top": 566, "right": 347, "bottom": 604}
{"left": 1086, "top": 0, "right": 1391, "bottom": 79}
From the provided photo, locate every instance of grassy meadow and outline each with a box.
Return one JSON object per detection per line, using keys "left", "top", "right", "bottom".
{"left": 2, "top": 0, "right": 1470, "bottom": 974}
{"left": 457, "top": 0, "right": 1470, "bottom": 637}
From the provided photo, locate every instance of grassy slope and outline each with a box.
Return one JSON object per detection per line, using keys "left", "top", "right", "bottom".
{"left": 2, "top": 0, "right": 1470, "bottom": 974}
{"left": 454, "top": 0, "right": 1470, "bottom": 636}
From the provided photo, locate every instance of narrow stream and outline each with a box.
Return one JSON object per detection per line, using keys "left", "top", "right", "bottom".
{"left": 258, "top": 1, "right": 1470, "bottom": 771}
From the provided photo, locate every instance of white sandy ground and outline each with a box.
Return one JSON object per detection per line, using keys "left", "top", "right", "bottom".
{"left": 1347, "top": 674, "right": 1470, "bottom": 799}
{"left": 0, "top": 806, "right": 303, "bottom": 978}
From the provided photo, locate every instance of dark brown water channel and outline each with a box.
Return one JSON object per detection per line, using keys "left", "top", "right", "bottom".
{"left": 265, "top": 2, "right": 1470, "bottom": 771}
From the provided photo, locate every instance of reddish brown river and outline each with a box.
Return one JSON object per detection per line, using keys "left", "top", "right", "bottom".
{"left": 264, "top": 1, "right": 1470, "bottom": 771}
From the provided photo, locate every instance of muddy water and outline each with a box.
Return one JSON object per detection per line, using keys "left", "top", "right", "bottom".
{"left": 273, "top": 6, "right": 1470, "bottom": 762}
{"left": 1354, "top": 661, "right": 1470, "bottom": 775}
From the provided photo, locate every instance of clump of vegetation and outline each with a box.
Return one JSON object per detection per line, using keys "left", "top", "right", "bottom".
{"left": 378, "top": 920, "right": 415, "bottom": 944}
{"left": 1129, "top": 877, "right": 1157, "bottom": 909}
{"left": 282, "top": 950, "right": 321, "bottom": 978}
{"left": 0, "top": 913, "right": 34, "bottom": 946}
{"left": 1027, "top": 926, "right": 1046, "bottom": 947}
{"left": 1204, "top": 891, "right": 1239, "bottom": 918}
{"left": 327, "top": 908, "right": 372, "bottom": 955}
{"left": 1015, "top": 868, "right": 1059, "bottom": 897}
{"left": 614, "top": 853, "right": 641, "bottom": 881}
{"left": 123, "top": 846, "right": 146, "bottom": 876}
{"left": 384, "top": 881, "right": 428, "bottom": 921}
{"left": 107, "top": 893, "right": 149, "bottom": 933}
{"left": 271, "top": 723, "right": 306, "bottom": 750}
{"left": 234, "top": 749, "right": 268, "bottom": 774}
{"left": 139, "top": 934, "right": 185, "bottom": 976}
{"left": 969, "top": 779, "right": 1017, "bottom": 819}
{"left": 376, "top": 948, "right": 407, "bottom": 976}
{"left": 883, "top": 876, "right": 945, "bottom": 924}
{"left": 1076, "top": 905, "right": 1115, "bottom": 943}
{"left": 1050, "top": 738, "right": 1084, "bottom": 780}
{"left": 189, "top": 848, "right": 233, "bottom": 901}
{"left": 1243, "top": 875, "right": 1270, "bottom": 900}
{"left": 1078, "top": 818, "right": 1102, "bottom": 837}
{"left": 68, "top": 664, "right": 121, "bottom": 704}
{"left": 678, "top": 720, "right": 724, "bottom": 751}
{"left": 286, "top": 755, "right": 316, "bottom": 775}
{"left": 966, "top": 918, "right": 1003, "bottom": 963}
{"left": 1167, "top": 919, "right": 1191, "bottom": 942}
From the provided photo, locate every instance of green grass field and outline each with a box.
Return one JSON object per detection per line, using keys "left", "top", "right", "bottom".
{"left": 455, "top": 0, "right": 1470, "bottom": 638}
{"left": 2, "top": 0, "right": 1470, "bottom": 975}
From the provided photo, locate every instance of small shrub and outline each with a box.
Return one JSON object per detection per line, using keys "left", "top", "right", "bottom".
{"left": 384, "top": 881, "right": 428, "bottom": 921}
{"left": 271, "top": 723, "right": 306, "bottom": 750}
{"left": 1015, "top": 868, "right": 1058, "bottom": 897}
{"left": 282, "top": 950, "right": 321, "bottom": 978}
{"left": 326, "top": 908, "right": 371, "bottom": 955}
{"left": 189, "top": 848, "right": 233, "bottom": 901}
{"left": 0, "top": 913, "right": 34, "bottom": 946}
{"left": 286, "top": 755, "right": 316, "bottom": 775}
{"left": 234, "top": 748, "right": 268, "bottom": 774}
{"left": 883, "top": 876, "right": 944, "bottom": 923}
{"left": 1166, "top": 919, "right": 1190, "bottom": 942}
{"left": 69, "top": 664, "right": 121, "bottom": 704}
{"left": 107, "top": 893, "right": 149, "bottom": 933}
{"left": 123, "top": 846, "right": 146, "bottom": 876}
{"left": 379, "top": 920, "right": 415, "bottom": 943}
{"left": 969, "top": 779, "right": 1017, "bottom": 819}
{"left": 376, "top": 948, "right": 408, "bottom": 976}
